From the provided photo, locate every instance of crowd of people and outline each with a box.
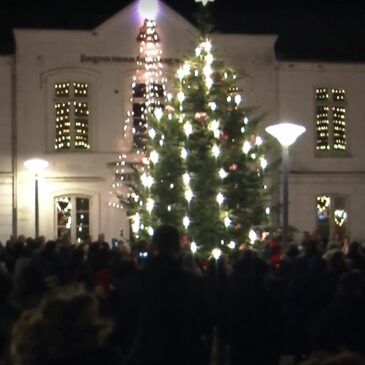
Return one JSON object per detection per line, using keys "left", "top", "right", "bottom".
{"left": 0, "top": 226, "right": 365, "bottom": 365}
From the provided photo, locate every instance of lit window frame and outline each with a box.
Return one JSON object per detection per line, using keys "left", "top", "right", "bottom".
{"left": 55, "top": 195, "right": 91, "bottom": 244}
{"left": 316, "top": 194, "right": 349, "bottom": 242}
{"left": 315, "top": 87, "right": 347, "bottom": 152}
{"left": 54, "top": 81, "right": 90, "bottom": 151}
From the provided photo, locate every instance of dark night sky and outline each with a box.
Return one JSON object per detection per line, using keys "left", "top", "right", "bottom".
{"left": 1, "top": 0, "right": 365, "bottom": 61}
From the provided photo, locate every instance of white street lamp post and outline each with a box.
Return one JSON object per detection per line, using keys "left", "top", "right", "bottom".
{"left": 265, "top": 123, "right": 306, "bottom": 250}
{"left": 24, "top": 158, "right": 49, "bottom": 238}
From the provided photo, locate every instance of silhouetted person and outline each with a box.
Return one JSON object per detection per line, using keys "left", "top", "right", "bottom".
{"left": 226, "top": 249, "right": 282, "bottom": 365}
{"left": 123, "top": 225, "right": 210, "bottom": 365}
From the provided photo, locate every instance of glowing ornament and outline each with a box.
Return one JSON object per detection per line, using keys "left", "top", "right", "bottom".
{"left": 265, "top": 207, "right": 271, "bottom": 215}
{"left": 181, "top": 148, "right": 188, "bottom": 159}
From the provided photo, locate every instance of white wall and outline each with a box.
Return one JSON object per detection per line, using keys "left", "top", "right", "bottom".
{"left": 279, "top": 62, "right": 365, "bottom": 241}
{"left": 0, "top": 56, "right": 13, "bottom": 244}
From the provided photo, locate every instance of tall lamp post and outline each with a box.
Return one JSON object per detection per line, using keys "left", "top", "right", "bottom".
{"left": 265, "top": 123, "right": 306, "bottom": 250}
{"left": 24, "top": 158, "right": 49, "bottom": 238}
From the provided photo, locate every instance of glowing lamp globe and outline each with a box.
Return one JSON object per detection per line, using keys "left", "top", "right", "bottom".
{"left": 265, "top": 123, "right": 306, "bottom": 147}
{"left": 139, "top": 0, "right": 159, "bottom": 20}
{"left": 24, "top": 158, "right": 49, "bottom": 174}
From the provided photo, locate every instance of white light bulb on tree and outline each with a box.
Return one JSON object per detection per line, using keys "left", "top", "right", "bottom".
{"left": 260, "top": 157, "right": 268, "bottom": 169}
{"left": 184, "top": 122, "right": 193, "bottom": 137}
{"left": 209, "top": 102, "right": 217, "bottom": 111}
{"left": 154, "top": 108, "right": 163, "bottom": 120}
{"left": 148, "top": 128, "right": 156, "bottom": 139}
{"left": 216, "top": 192, "right": 224, "bottom": 205}
{"left": 182, "top": 172, "right": 190, "bottom": 185}
{"left": 183, "top": 216, "right": 190, "bottom": 228}
{"left": 256, "top": 136, "right": 263, "bottom": 146}
{"left": 249, "top": 229, "right": 258, "bottom": 244}
{"left": 212, "top": 248, "right": 221, "bottom": 260}
{"left": 149, "top": 150, "right": 159, "bottom": 164}
{"left": 224, "top": 216, "right": 231, "bottom": 227}
{"left": 212, "top": 144, "right": 220, "bottom": 158}
{"left": 146, "top": 198, "right": 155, "bottom": 213}
{"left": 219, "top": 168, "right": 228, "bottom": 179}
{"left": 177, "top": 91, "right": 185, "bottom": 103}
{"left": 234, "top": 94, "right": 242, "bottom": 105}
{"left": 131, "top": 213, "right": 141, "bottom": 234}
{"left": 185, "top": 189, "right": 193, "bottom": 203}
{"left": 228, "top": 241, "right": 236, "bottom": 249}
{"left": 242, "top": 141, "right": 251, "bottom": 154}
{"left": 177, "top": 67, "right": 185, "bottom": 80}
{"left": 191, "top": 241, "right": 198, "bottom": 254}
{"left": 183, "top": 63, "right": 190, "bottom": 74}
{"left": 181, "top": 148, "right": 188, "bottom": 159}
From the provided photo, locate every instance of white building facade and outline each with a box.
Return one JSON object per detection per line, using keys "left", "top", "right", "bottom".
{"left": 0, "top": 1, "right": 363, "bottom": 244}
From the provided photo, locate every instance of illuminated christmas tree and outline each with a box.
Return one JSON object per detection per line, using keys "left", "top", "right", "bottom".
{"left": 114, "top": 0, "right": 270, "bottom": 256}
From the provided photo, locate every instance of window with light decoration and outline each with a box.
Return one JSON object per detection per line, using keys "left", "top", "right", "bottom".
{"left": 132, "top": 82, "right": 164, "bottom": 149}
{"left": 54, "top": 82, "right": 90, "bottom": 150}
{"left": 315, "top": 88, "right": 346, "bottom": 152}
{"left": 55, "top": 195, "right": 90, "bottom": 243}
{"left": 316, "top": 194, "right": 348, "bottom": 242}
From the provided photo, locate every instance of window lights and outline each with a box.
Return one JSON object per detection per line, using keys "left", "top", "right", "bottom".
{"left": 315, "top": 88, "right": 347, "bottom": 151}
{"left": 56, "top": 195, "right": 90, "bottom": 243}
{"left": 316, "top": 194, "right": 348, "bottom": 242}
{"left": 54, "top": 82, "right": 90, "bottom": 150}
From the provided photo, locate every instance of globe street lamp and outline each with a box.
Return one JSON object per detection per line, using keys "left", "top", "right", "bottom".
{"left": 265, "top": 123, "right": 306, "bottom": 250}
{"left": 24, "top": 158, "right": 49, "bottom": 238}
